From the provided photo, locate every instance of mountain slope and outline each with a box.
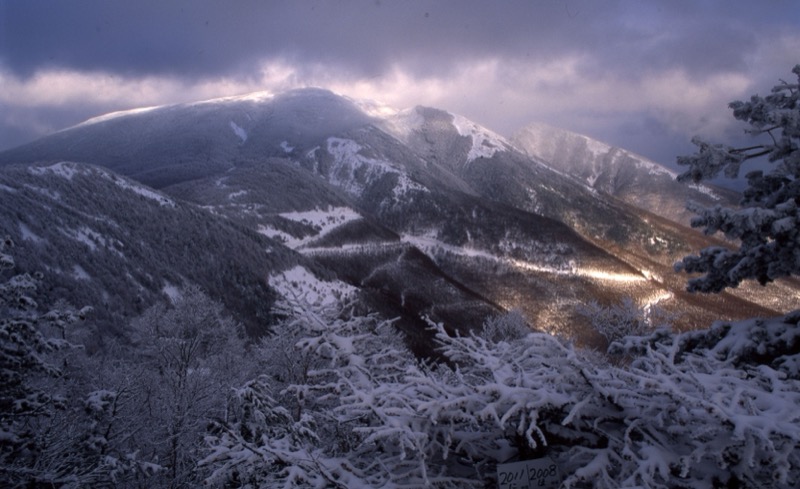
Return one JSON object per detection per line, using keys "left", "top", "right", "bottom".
{"left": 0, "top": 89, "right": 791, "bottom": 346}
{"left": 0, "top": 161, "right": 295, "bottom": 338}
{"left": 0, "top": 89, "right": 373, "bottom": 189}
{"left": 511, "top": 122, "right": 740, "bottom": 227}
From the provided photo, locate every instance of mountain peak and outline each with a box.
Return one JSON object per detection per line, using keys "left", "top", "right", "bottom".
{"left": 511, "top": 122, "right": 737, "bottom": 227}
{"left": 71, "top": 88, "right": 350, "bottom": 130}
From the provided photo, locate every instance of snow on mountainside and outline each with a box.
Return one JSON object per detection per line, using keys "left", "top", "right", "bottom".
{"left": 30, "top": 161, "right": 176, "bottom": 206}
{"left": 451, "top": 114, "right": 513, "bottom": 162}
{"left": 0, "top": 161, "right": 299, "bottom": 336}
{"left": 258, "top": 206, "right": 362, "bottom": 250}
{"left": 324, "top": 137, "right": 427, "bottom": 200}
{"left": 512, "top": 122, "right": 739, "bottom": 227}
{"left": 515, "top": 122, "right": 677, "bottom": 182}
{"left": 74, "top": 91, "right": 276, "bottom": 129}
{"left": 0, "top": 87, "right": 792, "bottom": 344}
{"left": 269, "top": 265, "right": 357, "bottom": 308}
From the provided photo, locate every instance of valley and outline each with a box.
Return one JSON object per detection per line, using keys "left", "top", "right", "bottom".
{"left": 0, "top": 88, "right": 795, "bottom": 349}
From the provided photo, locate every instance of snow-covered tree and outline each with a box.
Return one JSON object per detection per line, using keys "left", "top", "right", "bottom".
{"left": 594, "top": 319, "right": 800, "bottom": 488}
{"left": 201, "top": 290, "right": 800, "bottom": 488}
{"left": 480, "top": 308, "right": 530, "bottom": 342}
{"left": 419, "top": 316, "right": 800, "bottom": 488}
{"left": 0, "top": 238, "right": 147, "bottom": 486}
{"left": 577, "top": 297, "right": 674, "bottom": 345}
{"left": 122, "top": 285, "right": 252, "bottom": 487}
{"left": 676, "top": 64, "right": 800, "bottom": 293}
{"left": 204, "top": 288, "right": 500, "bottom": 488}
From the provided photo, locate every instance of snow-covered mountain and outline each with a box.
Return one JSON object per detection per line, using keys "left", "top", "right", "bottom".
{"left": 0, "top": 88, "right": 792, "bottom": 347}
{"left": 512, "top": 122, "right": 740, "bottom": 226}
{"left": 0, "top": 161, "right": 293, "bottom": 337}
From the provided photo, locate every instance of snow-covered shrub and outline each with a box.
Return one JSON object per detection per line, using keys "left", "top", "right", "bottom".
{"left": 202, "top": 297, "right": 442, "bottom": 488}
{"left": 596, "top": 321, "right": 800, "bottom": 488}
{"left": 202, "top": 376, "right": 332, "bottom": 488}
{"left": 640, "top": 309, "right": 800, "bottom": 379}
{"left": 423, "top": 318, "right": 800, "bottom": 488}
{"left": 203, "top": 287, "right": 800, "bottom": 488}
{"left": 577, "top": 297, "right": 673, "bottom": 345}
{"left": 481, "top": 308, "right": 531, "bottom": 342}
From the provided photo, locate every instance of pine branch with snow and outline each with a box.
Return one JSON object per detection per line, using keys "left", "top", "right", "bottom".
{"left": 676, "top": 64, "right": 800, "bottom": 294}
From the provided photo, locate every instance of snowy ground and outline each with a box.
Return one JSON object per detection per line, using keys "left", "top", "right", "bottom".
{"left": 269, "top": 265, "right": 357, "bottom": 308}
{"left": 451, "top": 113, "right": 512, "bottom": 162}
{"left": 258, "top": 206, "right": 362, "bottom": 250}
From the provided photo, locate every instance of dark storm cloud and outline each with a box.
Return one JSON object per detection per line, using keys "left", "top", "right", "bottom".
{"left": 2, "top": 0, "right": 792, "bottom": 82}
{"left": 2, "top": 0, "right": 604, "bottom": 78}
{"left": 1, "top": 0, "right": 798, "bottom": 175}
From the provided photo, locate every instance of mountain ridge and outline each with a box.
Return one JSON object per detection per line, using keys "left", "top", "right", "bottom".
{"left": 511, "top": 121, "right": 741, "bottom": 227}
{"left": 1, "top": 88, "right": 793, "bottom": 347}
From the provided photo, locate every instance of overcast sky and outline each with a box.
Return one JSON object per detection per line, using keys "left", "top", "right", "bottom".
{"left": 1, "top": 0, "right": 798, "bottom": 178}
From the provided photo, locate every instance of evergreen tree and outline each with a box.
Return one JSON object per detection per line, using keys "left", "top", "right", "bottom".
{"left": 676, "top": 64, "right": 800, "bottom": 294}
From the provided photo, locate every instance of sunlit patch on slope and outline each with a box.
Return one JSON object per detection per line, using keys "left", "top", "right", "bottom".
{"left": 269, "top": 265, "right": 357, "bottom": 308}
{"left": 574, "top": 268, "right": 646, "bottom": 283}
{"left": 76, "top": 105, "right": 162, "bottom": 128}
{"left": 349, "top": 96, "right": 400, "bottom": 119}
{"left": 192, "top": 91, "right": 275, "bottom": 106}
{"left": 402, "top": 233, "right": 646, "bottom": 283}
{"left": 640, "top": 290, "right": 674, "bottom": 313}
{"left": 374, "top": 107, "right": 425, "bottom": 143}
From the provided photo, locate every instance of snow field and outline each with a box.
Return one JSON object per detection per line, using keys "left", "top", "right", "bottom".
{"left": 269, "top": 265, "right": 357, "bottom": 308}
{"left": 227, "top": 190, "right": 248, "bottom": 200}
{"left": 258, "top": 206, "right": 362, "bottom": 250}
{"left": 452, "top": 113, "right": 512, "bottom": 162}
{"left": 18, "top": 223, "right": 45, "bottom": 244}
{"left": 59, "top": 225, "right": 126, "bottom": 258}
{"left": 72, "top": 264, "right": 90, "bottom": 280}
{"left": 162, "top": 283, "right": 183, "bottom": 303}
{"left": 105, "top": 174, "right": 176, "bottom": 207}
{"left": 325, "top": 137, "right": 427, "bottom": 199}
